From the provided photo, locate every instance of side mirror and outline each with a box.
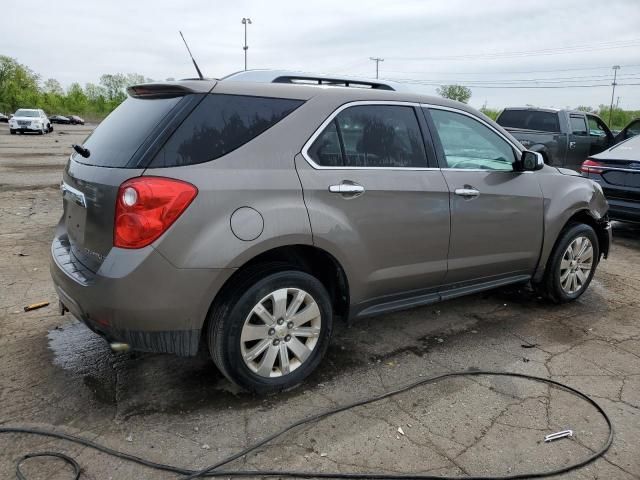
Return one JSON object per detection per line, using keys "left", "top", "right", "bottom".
{"left": 519, "top": 150, "right": 544, "bottom": 171}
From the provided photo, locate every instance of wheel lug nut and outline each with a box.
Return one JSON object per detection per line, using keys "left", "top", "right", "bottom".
{"left": 277, "top": 318, "right": 284, "bottom": 325}
{"left": 273, "top": 339, "right": 280, "bottom": 346}
{"left": 268, "top": 328, "right": 275, "bottom": 336}
{"left": 287, "top": 321, "right": 294, "bottom": 329}
{"left": 284, "top": 334, "right": 291, "bottom": 342}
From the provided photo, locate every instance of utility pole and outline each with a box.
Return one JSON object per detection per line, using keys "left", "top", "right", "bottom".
{"left": 242, "top": 17, "right": 252, "bottom": 71}
{"left": 616, "top": 96, "right": 620, "bottom": 109}
{"left": 608, "top": 65, "right": 620, "bottom": 126}
{"left": 369, "top": 57, "right": 384, "bottom": 79}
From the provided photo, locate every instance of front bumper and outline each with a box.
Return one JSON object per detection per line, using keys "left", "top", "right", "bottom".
{"left": 50, "top": 229, "right": 234, "bottom": 356}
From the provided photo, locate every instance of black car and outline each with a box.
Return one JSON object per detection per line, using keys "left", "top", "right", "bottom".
{"left": 68, "top": 115, "right": 85, "bottom": 125}
{"left": 582, "top": 134, "right": 640, "bottom": 223}
{"left": 0, "top": 113, "right": 8, "bottom": 123}
{"left": 50, "top": 115, "right": 71, "bottom": 124}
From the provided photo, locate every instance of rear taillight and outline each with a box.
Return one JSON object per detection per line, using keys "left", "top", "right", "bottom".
{"left": 114, "top": 177, "right": 198, "bottom": 249}
{"left": 580, "top": 158, "right": 605, "bottom": 175}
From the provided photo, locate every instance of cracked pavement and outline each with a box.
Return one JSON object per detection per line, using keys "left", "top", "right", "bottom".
{"left": 1, "top": 125, "right": 639, "bottom": 479}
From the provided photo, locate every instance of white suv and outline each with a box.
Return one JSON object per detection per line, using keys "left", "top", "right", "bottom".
{"left": 9, "top": 109, "right": 52, "bottom": 135}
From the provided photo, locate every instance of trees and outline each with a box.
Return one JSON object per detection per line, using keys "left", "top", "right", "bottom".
{"left": 0, "top": 55, "right": 151, "bottom": 120}
{"left": 436, "top": 84, "right": 472, "bottom": 104}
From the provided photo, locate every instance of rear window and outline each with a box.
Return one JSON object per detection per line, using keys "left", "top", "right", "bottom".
{"left": 497, "top": 110, "right": 560, "bottom": 133}
{"left": 149, "top": 94, "right": 304, "bottom": 167}
{"left": 76, "top": 96, "right": 182, "bottom": 167}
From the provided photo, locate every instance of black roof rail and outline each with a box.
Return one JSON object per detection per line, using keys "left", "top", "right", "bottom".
{"left": 272, "top": 75, "right": 395, "bottom": 91}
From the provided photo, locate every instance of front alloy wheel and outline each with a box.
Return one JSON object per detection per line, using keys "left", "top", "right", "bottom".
{"left": 241, "top": 288, "right": 321, "bottom": 378}
{"left": 559, "top": 236, "right": 594, "bottom": 294}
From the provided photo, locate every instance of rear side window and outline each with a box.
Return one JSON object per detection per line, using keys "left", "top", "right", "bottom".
{"left": 150, "top": 94, "right": 304, "bottom": 167}
{"left": 496, "top": 110, "right": 560, "bottom": 133}
{"left": 77, "top": 96, "right": 183, "bottom": 167}
{"left": 308, "top": 105, "right": 428, "bottom": 168}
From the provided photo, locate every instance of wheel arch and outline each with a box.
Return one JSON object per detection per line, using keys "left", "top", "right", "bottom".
{"left": 533, "top": 208, "right": 609, "bottom": 282}
{"left": 200, "top": 244, "right": 351, "bottom": 351}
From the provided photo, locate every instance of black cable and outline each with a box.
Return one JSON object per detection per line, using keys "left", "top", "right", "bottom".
{"left": 0, "top": 371, "right": 614, "bottom": 480}
{"left": 16, "top": 452, "right": 81, "bottom": 480}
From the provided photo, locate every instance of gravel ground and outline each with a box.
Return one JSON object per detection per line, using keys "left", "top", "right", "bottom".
{"left": 1, "top": 124, "right": 639, "bottom": 479}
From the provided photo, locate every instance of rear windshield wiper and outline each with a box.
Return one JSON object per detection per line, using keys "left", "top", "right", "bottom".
{"left": 72, "top": 144, "right": 90, "bottom": 158}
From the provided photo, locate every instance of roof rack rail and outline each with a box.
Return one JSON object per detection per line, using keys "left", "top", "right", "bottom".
{"left": 271, "top": 75, "right": 395, "bottom": 91}
{"left": 220, "top": 70, "right": 405, "bottom": 91}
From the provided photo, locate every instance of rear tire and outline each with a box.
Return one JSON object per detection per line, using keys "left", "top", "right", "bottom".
{"left": 208, "top": 265, "right": 333, "bottom": 394}
{"left": 535, "top": 223, "right": 599, "bottom": 303}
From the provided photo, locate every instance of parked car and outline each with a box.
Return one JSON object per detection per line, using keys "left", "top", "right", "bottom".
{"left": 51, "top": 72, "right": 611, "bottom": 393}
{"left": 495, "top": 108, "right": 617, "bottom": 170}
{"left": 68, "top": 115, "right": 85, "bottom": 125}
{"left": 0, "top": 112, "right": 8, "bottom": 123}
{"left": 9, "top": 109, "right": 52, "bottom": 134}
{"left": 50, "top": 115, "right": 71, "bottom": 124}
{"left": 581, "top": 134, "right": 640, "bottom": 223}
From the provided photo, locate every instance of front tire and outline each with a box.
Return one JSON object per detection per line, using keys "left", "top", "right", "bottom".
{"left": 208, "top": 267, "right": 333, "bottom": 394}
{"left": 536, "top": 223, "right": 599, "bottom": 303}
{"left": 10, "top": 129, "right": 16, "bottom": 135}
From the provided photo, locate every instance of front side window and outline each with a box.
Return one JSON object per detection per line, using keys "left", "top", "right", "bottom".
{"left": 429, "top": 108, "right": 516, "bottom": 171}
{"left": 152, "top": 94, "right": 304, "bottom": 167}
{"left": 570, "top": 116, "right": 588, "bottom": 135}
{"left": 308, "top": 104, "right": 428, "bottom": 168}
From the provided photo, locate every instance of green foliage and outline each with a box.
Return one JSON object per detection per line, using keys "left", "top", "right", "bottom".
{"left": 595, "top": 105, "right": 640, "bottom": 130}
{"left": 0, "top": 55, "right": 151, "bottom": 120}
{"left": 436, "top": 84, "right": 472, "bottom": 104}
{"left": 479, "top": 106, "right": 500, "bottom": 120}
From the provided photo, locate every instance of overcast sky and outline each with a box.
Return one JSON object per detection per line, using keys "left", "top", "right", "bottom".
{"left": 5, "top": 0, "right": 640, "bottom": 110}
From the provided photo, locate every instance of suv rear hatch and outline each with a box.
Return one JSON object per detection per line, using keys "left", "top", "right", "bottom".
{"left": 60, "top": 83, "right": 211, "bottom": 273}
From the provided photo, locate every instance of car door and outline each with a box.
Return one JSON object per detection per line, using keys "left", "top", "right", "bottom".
{"left": 295, "top": 102, "right": 451, "bottom": 311}
{"left": 566, "top": 114, "right": 591, "bottom": 169}
{"left": 586, "top": 114, "right": 615, "bottom": 155}
{"left": 424, "top": 106, "right": 544, "bottom": 289}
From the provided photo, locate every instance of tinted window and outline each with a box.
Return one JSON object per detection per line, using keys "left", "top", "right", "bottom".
{"left": 430, "top": 108, "right": 516, "bottom": 171}
{"left": 496, "top": 110, "right": 560, "bottom": 133}
{"left": 307, "top": 120, "right": 342, "bottom": 167}
{"left": 309, "top": 105, "right": 427, "bottom": 168}
{"left": 627, "top": 120, "right": 640, "bottom": 138}
{"left": 151, "top": 94, "right": 304, "bottom": 167}
{"left": 570, "top": 116, "right": 588, "bottom": 135}
{"left": 77, "top": 96, "right": 182, "bottom": 167}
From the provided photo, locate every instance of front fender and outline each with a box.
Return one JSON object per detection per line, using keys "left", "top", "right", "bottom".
{"left": 533, "top": 171, "right": 609, "bottom": 280}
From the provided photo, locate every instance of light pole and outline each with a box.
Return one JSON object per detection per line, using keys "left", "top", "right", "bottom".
{"left": 608, "top": 65, "right": 620, "bottom": 127}
{"left": 369, "top": 57, "right": 384, "bottom": 79}
{"left": 242, "top": 17, "right": 252, "bottom": 71}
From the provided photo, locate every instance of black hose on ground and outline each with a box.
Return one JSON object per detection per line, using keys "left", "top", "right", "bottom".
{"left": 0, "top": 371, "right": 614, "bottom": 480}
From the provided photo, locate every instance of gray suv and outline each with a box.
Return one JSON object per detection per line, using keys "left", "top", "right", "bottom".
{"left": 50, "top": 72, "right": 612, "bottom": 393}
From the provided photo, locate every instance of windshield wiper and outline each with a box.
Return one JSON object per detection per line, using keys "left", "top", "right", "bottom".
{"left": 72, "top": 144, "right": 91, "bottom": 158}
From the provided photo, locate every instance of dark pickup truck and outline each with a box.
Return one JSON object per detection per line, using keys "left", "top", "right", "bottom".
{"left": 496, "top": 108, "right": 618, "bottom": 170}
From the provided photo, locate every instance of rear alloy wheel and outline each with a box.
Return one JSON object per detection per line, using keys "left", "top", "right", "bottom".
{"left": 537, "top": 223, "right": 599, "bottom": 303}
{"left": 209, "top": 269, "right": 333, "bottom": 393}
{"left": 241, "top": 288, "right": 322, "bottom": 378}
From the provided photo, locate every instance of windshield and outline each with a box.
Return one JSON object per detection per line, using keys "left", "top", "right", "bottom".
{"left": 15, "top": 109, "right": 39, "bottom": 117}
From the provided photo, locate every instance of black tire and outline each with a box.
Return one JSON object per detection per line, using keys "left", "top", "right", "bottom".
{"left": 208, "top": 265, "right": 333, "bottom": 394}
{"left": 536, "top": 223, "right": 599, "bottom": 303}
{"left": 10, "top": 129, "right": 16, "bottom": 135}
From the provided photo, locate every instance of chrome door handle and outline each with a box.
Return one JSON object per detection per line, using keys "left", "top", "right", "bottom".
{"left": 454, "top": 188, "right": 480, "bottom": 198}
{"left": 329, "top": 183, "right": 365, "bottom": 195}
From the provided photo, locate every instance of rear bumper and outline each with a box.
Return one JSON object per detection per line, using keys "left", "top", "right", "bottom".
{"left": 50, "top": 228, "right": 235, "bottom": 356}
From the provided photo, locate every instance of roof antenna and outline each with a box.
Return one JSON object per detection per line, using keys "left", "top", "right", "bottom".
{"left": 179, "top": 31, "right": 204, "bottom": 80}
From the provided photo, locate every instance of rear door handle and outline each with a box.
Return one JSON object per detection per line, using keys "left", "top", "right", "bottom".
{"left": 329, "top": 182, "right": 365, "bottom": 196}
{"left": 454, "top": 188, "right": 480, "bottom": 198}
